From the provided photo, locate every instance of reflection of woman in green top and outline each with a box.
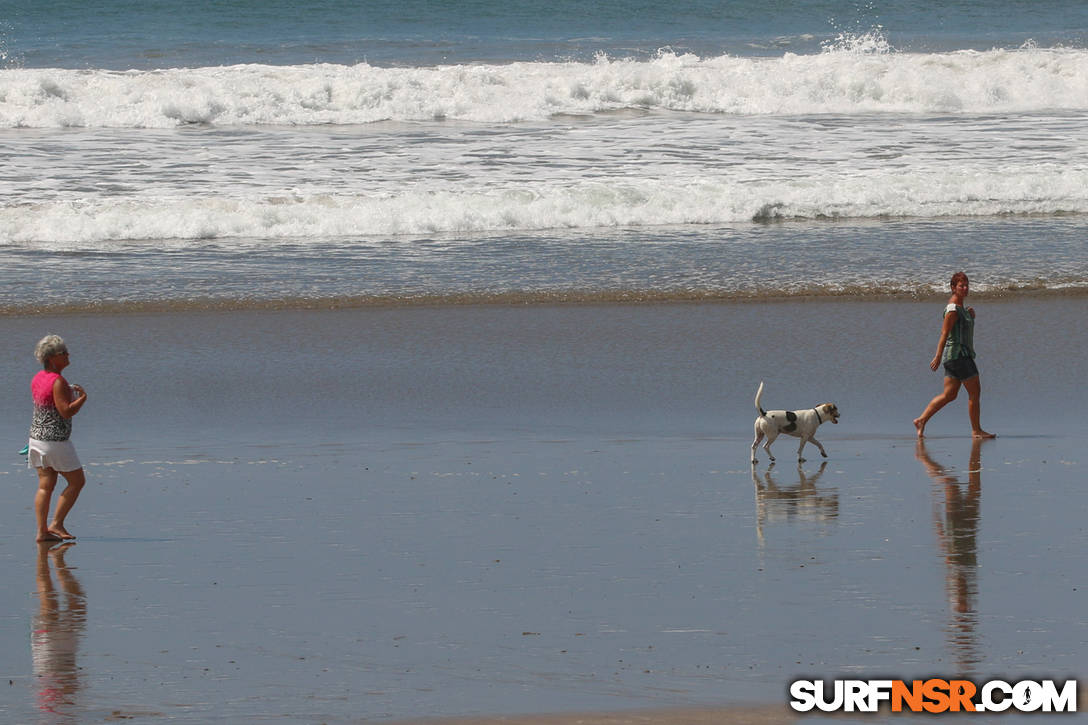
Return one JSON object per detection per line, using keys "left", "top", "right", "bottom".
{"left": 914, "top": 272, "right": 996, "bottom": 439}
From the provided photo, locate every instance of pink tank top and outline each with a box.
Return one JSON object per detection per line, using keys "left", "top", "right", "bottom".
{"left": 32, "top": 371, "right": 62, "bottom": 405}
{"left": 30, "top": 371, "right": 72, "bottom": 441}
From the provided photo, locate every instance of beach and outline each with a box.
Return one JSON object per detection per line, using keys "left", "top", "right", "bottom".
{"left": 1, "top": 297, "right": 1085, "bottom": 723}
{"left": 4, "top": 0, "right": 1088, "bottom": 719}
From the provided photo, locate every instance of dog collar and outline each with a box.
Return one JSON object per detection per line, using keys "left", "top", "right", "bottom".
{"left": 814, "top": 408, "right": 823, "bottom": 424}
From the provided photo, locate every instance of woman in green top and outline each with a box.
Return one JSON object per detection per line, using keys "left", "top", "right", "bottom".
{"left": 914, "top": 272, "right": 995, "bottom": 439}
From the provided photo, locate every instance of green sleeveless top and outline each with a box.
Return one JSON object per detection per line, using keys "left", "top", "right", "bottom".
{"left": 942, "top": 303, "right": 975, "bottom": 362}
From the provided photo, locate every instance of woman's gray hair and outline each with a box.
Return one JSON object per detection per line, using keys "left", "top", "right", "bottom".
{"left": 34, "top": 334, "right": 68, "bottom": 365}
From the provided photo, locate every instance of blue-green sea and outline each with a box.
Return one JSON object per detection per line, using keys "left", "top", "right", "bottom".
{"left": 2, "top": 0, "right": 1087, "bottom": 311}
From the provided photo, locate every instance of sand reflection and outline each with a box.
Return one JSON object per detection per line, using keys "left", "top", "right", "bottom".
{"left": 915, "top": 438, "right": 984, "bottom": 673}
{"left": 32, "top": 542, "right": 86, "bottom": 721}
{"left": 751, "top": 461, "right": 838, "bottom": 545}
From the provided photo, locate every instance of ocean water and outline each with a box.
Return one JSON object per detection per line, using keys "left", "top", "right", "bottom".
{"left": 2, "top": 0, "right": 1088, "bottom": 311}
{"left": 3, "top": 7, "right": 1088, "bottom": 721}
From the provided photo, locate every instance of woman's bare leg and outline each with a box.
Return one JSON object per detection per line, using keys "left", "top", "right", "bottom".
{"left": 914, "top": 376, "right": 961, "bottom": 438}
{"left": 963, "top": 376, "right": 995, "bottom": 438}
{"left": 35, "top": 468, "right": 61, "bottom": 542}
{"left": 50, "top": 468, "right": 85, "bottom": 539}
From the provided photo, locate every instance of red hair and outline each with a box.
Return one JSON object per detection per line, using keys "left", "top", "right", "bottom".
{"left": 949, "top": 271, "right": 969, "bottom": 289}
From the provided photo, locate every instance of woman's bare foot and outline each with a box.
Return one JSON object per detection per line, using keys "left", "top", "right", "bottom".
{"left": 37, "top": 531, "right": 63, "bottom": 542}
{"left": 49, "top": 524, "right": 76, "bottom": 540}
{"left": 973, "top": 429, "right": 996, "bottom": 439}
{"left": 913, "top": 417, "right": 926, "bottom": 438}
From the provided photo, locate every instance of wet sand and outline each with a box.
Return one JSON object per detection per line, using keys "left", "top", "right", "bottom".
{"left": 0, "top": 298, "right": 1085, "bottom": 723}
{"left": 404, "top": 705, "right": 797, "bottom": 724}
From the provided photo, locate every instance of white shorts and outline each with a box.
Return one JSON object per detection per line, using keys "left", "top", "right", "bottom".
{"left": 27, "top": 439, "right": 83, "bottom": 473}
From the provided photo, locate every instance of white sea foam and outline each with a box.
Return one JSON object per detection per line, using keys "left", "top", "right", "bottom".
{"left": 2, "top": 46, "right": 1087, "bottom": 128}
{"left": 4, "top": 165, "right": 1087, "bottom": 248}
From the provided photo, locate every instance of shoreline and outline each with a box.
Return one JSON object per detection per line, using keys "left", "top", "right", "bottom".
{"left": 4, "top": 433, "right": 1083, "bottom": 723}
{"left": 3, "top": 283, "right": 1087, "bottom": 317}
{"left": 1, "top": 296, "right": 1085, "bottom": 723}
{"left": 2, "top": 294, "right": 1086, "bottom": 442}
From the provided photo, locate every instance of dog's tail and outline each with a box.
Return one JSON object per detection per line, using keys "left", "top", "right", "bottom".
{"left": 754, "top": 381, "right": 767, "bottom": 416}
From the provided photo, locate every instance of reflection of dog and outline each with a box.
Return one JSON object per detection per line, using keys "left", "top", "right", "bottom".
{"left": 751, "top": 381, "right": 840, "bottom": 463}
{"left": 752, "top": 462, "right": 838, "bottom": 526}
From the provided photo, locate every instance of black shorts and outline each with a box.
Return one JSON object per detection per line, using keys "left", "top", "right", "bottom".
{"left": 943, "top": 356, "right": 979, "bottom": 381}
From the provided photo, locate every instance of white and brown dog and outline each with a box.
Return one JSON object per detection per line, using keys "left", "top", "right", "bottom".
{"left": 751, "top": 381, "right": 840, "bottom": 464}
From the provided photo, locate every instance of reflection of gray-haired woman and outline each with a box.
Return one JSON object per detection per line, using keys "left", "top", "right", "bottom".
{"left": 28, "top": 335, "right": 88, "bottom": 542}
{"left": 913, "top": 273, "right": 995, "bottom": 440}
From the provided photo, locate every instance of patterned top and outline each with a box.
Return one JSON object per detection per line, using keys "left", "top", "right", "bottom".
{"left": 941, "top": 303, "right": 976, "bottom": 362}
{"left": 29, "top": 371, "right": 72, "bottom": 441}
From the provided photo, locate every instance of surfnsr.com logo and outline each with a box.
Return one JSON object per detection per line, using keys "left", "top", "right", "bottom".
{"left": 789, "top": 679, "right": 1078, "bottom": 714}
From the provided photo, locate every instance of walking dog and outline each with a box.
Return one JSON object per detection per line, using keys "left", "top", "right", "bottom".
{"left": 751, "top": 381, "right": 840, "bottom": 463}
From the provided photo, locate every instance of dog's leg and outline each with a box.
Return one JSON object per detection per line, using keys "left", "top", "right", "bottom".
{"left": 809, "top": 435, "right": 829, "bottom": 458}
{"left": 751, "top": 425, "right": 764, "bottom": 464}
{"left": 763, "top": 430, "right": 777, "bottom": 462}
{"left": 797, "top": 436, "right": 810, "bottom": 462}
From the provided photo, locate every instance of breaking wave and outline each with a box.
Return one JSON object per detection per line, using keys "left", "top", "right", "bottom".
{"left": 3, "top": 44, "right": 1088, "bottom": 128}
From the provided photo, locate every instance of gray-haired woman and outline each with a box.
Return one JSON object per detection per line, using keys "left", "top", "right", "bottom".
{"left": 28, "top": 335, "right": 88, "bottom": 542}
